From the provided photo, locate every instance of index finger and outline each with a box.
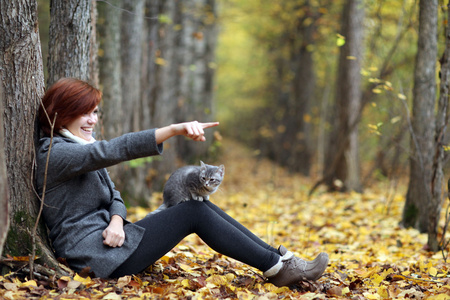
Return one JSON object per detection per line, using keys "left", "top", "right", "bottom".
{"left": 200, "top": 122, "right": 220, "bottom": 129}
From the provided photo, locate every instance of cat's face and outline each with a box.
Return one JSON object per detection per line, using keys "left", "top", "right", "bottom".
{"left": 199, "top": 161, "right": 225, "bottom": 191}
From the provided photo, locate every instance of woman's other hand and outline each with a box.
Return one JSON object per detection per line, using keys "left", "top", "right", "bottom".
{"left": 156, "top": 121, "right": 219, "bottom": 144}
{"left": 102, "top": 215, "right": 125, "bottom": 247}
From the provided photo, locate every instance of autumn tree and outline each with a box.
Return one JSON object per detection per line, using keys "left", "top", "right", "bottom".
{"left": 174, "top": 0, "right": 218, "bottom": 163}
{"left": 0, "top": 0, "right": 55, "bottom": 265}
{"left": 267, "top": 0, "right": 318, "bottom": 175}
{"left": 430, "top": 1, "right": 450, "bottom": 251}
{"left": 47, "top": 0, "right": 95, "bottom": 85}
{"left": 98, "top": 0, "right": 123, "bottom": 140}
{"left": 323, "top": 0, "right": 364, "bottom": 192}
{"left": 401, "top": 0, "right": 438, "bottom": 235}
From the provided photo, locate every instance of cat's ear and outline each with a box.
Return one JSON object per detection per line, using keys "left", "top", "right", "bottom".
{"left": 200, "top": 161, "right": 206, "bottom": 169}
{"left": 218, "top": 165, "right": 225, "bottom": 176}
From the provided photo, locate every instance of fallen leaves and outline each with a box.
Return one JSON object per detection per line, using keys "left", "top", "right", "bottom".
{"left": 1, "top": 139, "right": 450, "bottom": 299}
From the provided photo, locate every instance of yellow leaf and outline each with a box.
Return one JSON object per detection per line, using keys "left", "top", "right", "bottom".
{"left": 22, "top": 280, "right": 37, "bottom": 287}
{"left": 102, "top": 292, "right": 122, "bottom": 300}
{"left": 398, "top": 93, "right": 407, "bottom": 100}
{"left": 206, "top": 274, "right": 233, "bottom": 286}
{"left": 372, "top": 88, "right": 382, "bottom": 94}
{"left": 429, "top": 266, "right": 438, "bottom": 277}
{"left": 181, "top": 279, "right": 191, "bottom": 288}
{"left": 303, "top": 114, "right": 312, "bottom": 123}
{"left": 336, "top": 34, "right": 346, "bottom": 46}
{"left": 378, "top": 286, "right": 389, "bottom": 299}
{"left": 371, "top": 273, "right": 384, "bottom": 286}
{"left": 179, "top": 263, "right": 192, "bottom": 272}
{"left": 74, "top": 274, "right": 92, "bottom": 285}
{"left": 364, "top": 292, "right": 379, "bottom": 299}
{"left": 155, "top": 57, "right": 167, "bottom": 66}
{"left": 117, "top": 275, "right": 131, "bottom": 288}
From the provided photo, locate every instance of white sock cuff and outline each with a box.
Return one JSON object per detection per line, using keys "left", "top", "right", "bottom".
{"left": 263, "top": 257, "right": 283, "bottom": 278}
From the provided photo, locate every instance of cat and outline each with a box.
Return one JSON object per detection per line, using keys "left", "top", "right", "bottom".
{"left": 148, "top": 161, "right": 225, "bottom": 215}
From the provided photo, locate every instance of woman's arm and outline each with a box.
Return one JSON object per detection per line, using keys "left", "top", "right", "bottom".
{"left": 155, "top": 121, "right": 219, "bottom": 144}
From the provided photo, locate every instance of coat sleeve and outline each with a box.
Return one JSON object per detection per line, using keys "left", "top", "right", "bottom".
{"left": 108, "top": 174, "right": 128, "bottom": 220}
{"left": 38, "top": 129, "right": 163, "bottom": 189}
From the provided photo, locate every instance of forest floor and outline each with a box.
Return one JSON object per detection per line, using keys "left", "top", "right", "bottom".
{"left": 1, "top": 139, "right": 450, "bottom": 299}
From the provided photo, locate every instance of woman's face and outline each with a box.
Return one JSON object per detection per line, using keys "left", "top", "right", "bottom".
{"left": 65, "top": 106, "right": 99, "bottom": 141}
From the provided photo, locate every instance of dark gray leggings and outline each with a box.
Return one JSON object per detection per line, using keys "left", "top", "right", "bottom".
{"left": 110, "top": 200, "right": 280, "bottom": 277}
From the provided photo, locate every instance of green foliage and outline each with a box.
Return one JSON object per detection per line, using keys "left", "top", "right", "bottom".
{"left": 125, "top": 156, "right": 160, "bottom": 169}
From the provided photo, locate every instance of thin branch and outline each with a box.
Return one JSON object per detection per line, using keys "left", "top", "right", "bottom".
{"left": 29, "top": 94, "right": 57, "bottom": 279}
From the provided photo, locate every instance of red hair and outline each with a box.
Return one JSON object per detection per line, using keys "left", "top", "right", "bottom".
{"left": 39, "top": 78, "right": 102, "bottom": 136}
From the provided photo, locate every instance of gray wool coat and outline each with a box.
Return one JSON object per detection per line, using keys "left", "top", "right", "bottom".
{"left": 36, "top": 129, "right": 163, "bottom": 278}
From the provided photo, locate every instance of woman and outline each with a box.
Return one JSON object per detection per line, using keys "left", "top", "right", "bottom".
{"left": 36, "top": 78, "right": 329, "bottom": 287}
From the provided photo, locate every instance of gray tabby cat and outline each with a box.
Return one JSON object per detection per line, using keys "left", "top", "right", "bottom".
{"left": 149, "top": 161, "right": 225, "bottom": 215}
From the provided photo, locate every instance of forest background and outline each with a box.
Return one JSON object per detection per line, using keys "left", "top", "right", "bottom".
{"left": 1, "top": 0, "right": 450, "bottom": 298}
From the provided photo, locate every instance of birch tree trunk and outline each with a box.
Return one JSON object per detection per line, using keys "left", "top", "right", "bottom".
{"left": 47, "top": 0, "right": 93, "bottom": 85}
{"left": 402, "top": 0, "right": 437, "bottom": 233}
{"left": 0, "top": 0, "right": 55, "bottom": 265}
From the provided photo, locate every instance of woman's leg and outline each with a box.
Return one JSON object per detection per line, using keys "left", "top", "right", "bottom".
{"left": 110, "top": 201, "right": 280, "bottom": 277}
{"left": 203, "top": 200, "right": 279, "bottom": 254}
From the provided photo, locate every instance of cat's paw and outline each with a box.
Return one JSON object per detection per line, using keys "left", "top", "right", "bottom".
{"left": 192, "top": 195, "right": 203, "bottom": 201}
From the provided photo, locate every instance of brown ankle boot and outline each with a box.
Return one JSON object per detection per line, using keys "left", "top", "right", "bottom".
{"left": 265, "top": 246, "right": 329, "bottom": 287}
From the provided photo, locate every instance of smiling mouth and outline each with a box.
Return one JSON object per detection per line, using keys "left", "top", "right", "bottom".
{"left": 81, "top": 127, "right": 93, "bottom": 133}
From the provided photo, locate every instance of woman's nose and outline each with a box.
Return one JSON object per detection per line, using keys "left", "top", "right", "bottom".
{"left": 87, "top": 114, "right": 97, "bottom": 124}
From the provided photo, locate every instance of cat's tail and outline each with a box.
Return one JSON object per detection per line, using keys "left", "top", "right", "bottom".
{"left": 146, "top": 203, "right": 168, "bottom": 217}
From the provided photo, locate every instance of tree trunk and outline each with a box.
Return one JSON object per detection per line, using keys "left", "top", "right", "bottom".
{"left": 175, "top": 0, "right": 218, "bottom": 164}
{"left": 429, "top": 1, "right": 449, "bottom": 251}
{"left": 118, "top": 0, "right": 150, "bottom": 205}
{"left": 0, "top": 0, "right": 56, "bottom": 266}
{"left": 402, "top": 0, "right": 437, "bottom": 233}
{"left": 325, "top": 0, "right": 364, "bottom": 192}
{"left": 97, "top": 0, "right": 124, "bottom": 193}
{"left": 98, "top": 0, "right": 123, "bottom": 140}
{"left": 0, "top": 84, "right": 9, "bottom": 258}
{"left": 47, "top": 0, "right": 93, "bottom": 86}
{"left": 147, "top": 0, "right": 182, "bottom": 191}
{"left": 121, "top": 0, "right": 144, "bottom": 134}
{"left": 286, "top": 0, "right": 315, "bottom": 175}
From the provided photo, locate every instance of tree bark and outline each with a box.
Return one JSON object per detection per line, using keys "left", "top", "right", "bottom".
{"left": 47, "top": 0, "right": 93, "bottom": 86}
{"left": 175, "top": 0, "right": 218, "bottom": 163}
{"left": 97, "top": 0, "right": 124, "bottom": 192}
{"left": 402, "top": 0, "right": 437, "bottom": 233}
{"left": 285, "top": 0, "right": 315, "bottom": 175}
{"left": 0, "top": 0, "right": 56, "bottom": 266}
{"left": 324, "top": 0, "right": 364, "bottom": 192}
{"left": 0, "top": 84, "right": 9, "bottom": 258}
{"left": 147, "top": 0, "right": 182, "bottom": 191}
{"left": 429, "top": 1, "right": 449, "bottom": 251}
{"left": 121, "top": 0, "right": 144, "bottom": 134}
